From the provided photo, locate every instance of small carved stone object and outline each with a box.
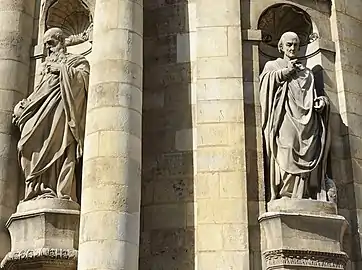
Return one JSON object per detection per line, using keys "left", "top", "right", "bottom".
{"left": 65, "top": 23, "right": 93, "bottom": 46}
{"left": 13, "top": 27, "right": 90, "bottom": 202}
{"left": 259, "top": 32, "right": 333, "bottom": 201}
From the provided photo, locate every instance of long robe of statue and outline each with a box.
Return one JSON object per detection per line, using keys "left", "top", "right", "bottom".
{"left": 259, "top": 36, "right": 331, "bottom": 201}
{"left": 13, "top": 29, "right": 89, "bottom": 201}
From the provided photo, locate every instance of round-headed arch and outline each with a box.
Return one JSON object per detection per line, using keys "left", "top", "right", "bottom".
{"left": 258, "top": 3, "right": 315, "bottom": 48}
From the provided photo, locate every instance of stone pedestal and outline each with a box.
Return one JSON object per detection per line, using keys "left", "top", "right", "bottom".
{"left": 0, "top": 199, "right": 80, "bottom": 270}
{"left": 259, "top": 198, "right": 349, "bottom": 270}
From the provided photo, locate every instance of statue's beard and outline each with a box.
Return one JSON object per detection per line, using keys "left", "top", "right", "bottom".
{"left": 41, "top": 47, "right": 67, "bottom": 75}
{"left": 46, "top": 47, "right": 67, "bottom": 63}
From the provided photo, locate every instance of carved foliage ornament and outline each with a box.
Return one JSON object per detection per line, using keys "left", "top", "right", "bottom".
{"left": 264, "top": 249, "right": 348, "bottom": 270}
{"left": 0, "top": 248, "right": 77, "bottom": 269}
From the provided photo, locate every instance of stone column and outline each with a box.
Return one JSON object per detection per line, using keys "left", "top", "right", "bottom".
{"left": 77, "top": 0, "right": 143, "bottom": 269}
{"left": 195, "top": 0, "right": 250, "bottom": 268}
{"left": 0, "top": 0, "right": 34, "bottom": 260}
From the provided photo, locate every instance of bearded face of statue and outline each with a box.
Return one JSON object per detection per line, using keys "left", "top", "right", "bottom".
{"left": 43, "top": 28, "right": 66, "bottom": 56}
{"left": 45, "top": 37, "right": 62, "bottom": 53}
{"left": 42, "top": 29, "right": 68, "bottom": 74}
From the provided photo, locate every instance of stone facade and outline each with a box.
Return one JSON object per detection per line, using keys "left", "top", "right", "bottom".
{"left": 0, "top": 0, "right": 361, "bottom": 269}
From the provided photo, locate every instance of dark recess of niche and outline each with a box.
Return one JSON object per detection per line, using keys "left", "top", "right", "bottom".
{"left": 258, "top": 4, "right": 313, "bottom": 48}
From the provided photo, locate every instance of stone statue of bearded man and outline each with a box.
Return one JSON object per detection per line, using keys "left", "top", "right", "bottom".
{"left": 13, "top": 28, "right": 90, "bottom": 201}
{"left": 259, "top": 32, "right": 333, "bottom": 202}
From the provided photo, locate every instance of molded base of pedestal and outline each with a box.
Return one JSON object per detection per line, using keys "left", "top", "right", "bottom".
{"left": 0, "top": 199, "right": 80, "bottom": 270}
{"left": 263, "top": 249, "right": 348, "bottom": 270}
{"left": 1, "top": 248, "right": 77, "bottom": 270}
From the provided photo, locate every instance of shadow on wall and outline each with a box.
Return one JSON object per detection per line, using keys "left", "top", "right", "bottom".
{"left": 315, "top": 62, "right": 362, "bottom": 268}
{"left": 140, "top": 1, "right": 195, "bottom": 269}
{"left": 314, "top": 63, "right": 362, "bottom": 268}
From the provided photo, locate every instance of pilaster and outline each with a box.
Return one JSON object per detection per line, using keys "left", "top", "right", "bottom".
{"left": 195, "top": 0, "right": 250, "bottom": 268}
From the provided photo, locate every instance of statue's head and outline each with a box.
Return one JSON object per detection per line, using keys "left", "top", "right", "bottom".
{"left": 43, "top": 27, "right": 66, "bottom": 55}
{"left": 278, "top": 32, "right": 300, "bottom": 59}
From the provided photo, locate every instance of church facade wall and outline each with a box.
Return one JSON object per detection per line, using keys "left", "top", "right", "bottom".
{"left": 0, "top": 0, "right": 362, "bottom": 269}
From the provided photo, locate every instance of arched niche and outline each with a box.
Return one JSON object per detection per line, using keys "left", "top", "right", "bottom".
{"left": 244, "top": 0, "right": 331, "bottom": 31}
{"left": 258, "top": 3, "right": 320, "bottom": 69}
{"left": 259, "top": 4, "right": 314, "bottom": 47}
{"left": 46, "top": 0, "right": 91, "bottom": 35}
{"left": 38, "top": 0, "right": 93, "bottom": 57}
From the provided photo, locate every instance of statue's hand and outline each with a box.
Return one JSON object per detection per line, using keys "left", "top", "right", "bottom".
{"left": 46, "top": 62, "right": 61, "bottom": 74}
{"left": 284, "top": 59, "right": 299, "bottom": 77}
{"left": 314, "top": 96, "right": 328, "bottom": 112}
{"left": 12, "top": 99, "right": 27, "bottom": 124}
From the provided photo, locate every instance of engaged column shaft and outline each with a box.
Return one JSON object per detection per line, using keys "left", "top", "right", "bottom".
{"left": 78, "top": 0, "right": 143, "bottom": 269}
